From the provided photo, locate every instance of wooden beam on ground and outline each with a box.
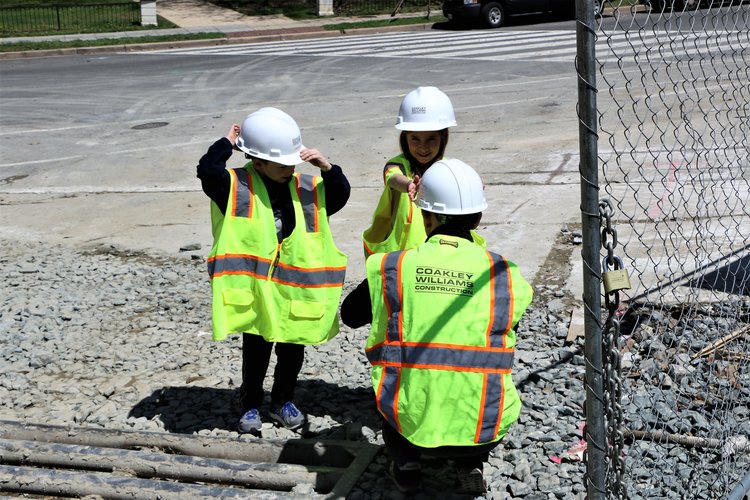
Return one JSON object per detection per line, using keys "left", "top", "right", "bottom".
{"left": 0, "top": 420, "right": 355, "bottom": 466}
{"left": 0, "top": 438, "right": 340, "bottom": 492}
{"left": 690, "top": 325, "right": 749, "bottom": 361}
{"left": 0, "top": 464, "right": 313, "bottom": 499}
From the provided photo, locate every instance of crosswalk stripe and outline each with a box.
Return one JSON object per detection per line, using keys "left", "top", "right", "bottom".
{"left": 140, "top": 30, "right": 576, "bottom": 57}
{"left": 496, "top": 31, "right": 665, "bottom": 60}
{"left": 539, "top": 30, "right": 747, "bottom": 62}
{"left": 136, "top": 29, "right": 746, "bottom": 63}
{"left": 396, "top": 32, "right": 575, "bottom": 59}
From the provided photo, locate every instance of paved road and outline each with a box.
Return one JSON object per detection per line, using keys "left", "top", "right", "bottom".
{"left": 0, "top": 25, "right": 589, "bottom": 296}
{"left": 2, "top": 5, "right": 747, "bottom": 302}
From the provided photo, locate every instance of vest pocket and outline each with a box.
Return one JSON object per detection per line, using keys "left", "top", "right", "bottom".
{"left": 219, "top": 287, "right": 270, "bottom": 338}
{"left": 274, "top": 299, "right": 337, "bottom": 344}
{"left": 289, "top": 300, "right": 325, "bottom": 319}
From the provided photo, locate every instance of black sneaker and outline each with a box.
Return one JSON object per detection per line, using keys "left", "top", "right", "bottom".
{"left": 386, "top": 460, "right": 421, "bottom": 493}
{"left": 456, "top": 466, "right": 487, "bottom": 494}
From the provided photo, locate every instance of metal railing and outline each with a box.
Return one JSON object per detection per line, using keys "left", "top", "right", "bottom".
{"left": 0, "top": 3, "right": 140, "bottom": 34}
{"left": 334, "top": 0, "right": 435, "bottom": 16}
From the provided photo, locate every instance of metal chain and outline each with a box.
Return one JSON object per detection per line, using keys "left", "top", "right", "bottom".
{"left": 599, "top": 199, "right": 628, "bottom": 499}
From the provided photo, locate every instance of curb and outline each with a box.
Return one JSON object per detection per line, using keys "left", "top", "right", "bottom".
{"left": 0, "top": 21, "right": 440, "bottom": 60}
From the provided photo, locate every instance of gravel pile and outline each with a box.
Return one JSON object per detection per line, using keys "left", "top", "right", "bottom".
{"left": 616, "top": 300, "right": 750, "bottom": 498}
{"left": 1, "top": 237, "right": 610, "bottom": 499}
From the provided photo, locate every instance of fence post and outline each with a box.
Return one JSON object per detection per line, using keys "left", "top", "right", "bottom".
{"left": 575, "top": 0, "right": 606, "bottom": 497}
{"left": 317, "top": 0, "right": 335, "bottom": 16}
{"left": 141, "top": 0, "right": 157, "bottom": 26}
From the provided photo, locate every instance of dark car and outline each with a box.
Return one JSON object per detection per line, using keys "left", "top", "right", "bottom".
{"left": 442, "top": 0, "right": 602, "bottom": 28}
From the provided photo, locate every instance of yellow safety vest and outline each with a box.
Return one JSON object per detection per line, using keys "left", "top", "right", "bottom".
{"left": 208, "top": 166, "right": 347, "bottom": 344}
{"left": 362, "top": 154, "right": 425, "bottom": 257}
{"left": 365, "top": 234, "right": 533, "bottom": 448}
{"left": 362, "top": 154, "right": 485, "bottom": 257}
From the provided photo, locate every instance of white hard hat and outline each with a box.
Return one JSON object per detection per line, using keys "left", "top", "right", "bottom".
{"left": 395, "top": 86, "right": 457, "bottom": 131}
{"left": 254, "top": 107, "right": 296, "bottom": 124}
{"left": 236, "top": 108, "right": 304, "bottom": 166}
{"left": 417, "top": 159, "right": 487, "bottom": 215}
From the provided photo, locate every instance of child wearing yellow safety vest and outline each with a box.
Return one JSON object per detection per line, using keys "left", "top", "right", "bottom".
{"left": 197, "top": 107, "right": 350, "bottom": 435}
{"left": 361, "top": 86, "right": 458, "bottom": 257}
{"left": 342, "top": 159, "right": 533, "bottom": 495}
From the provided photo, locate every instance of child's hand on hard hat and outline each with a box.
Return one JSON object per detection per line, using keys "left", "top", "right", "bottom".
{"left": 300, "top": 148, "right": 332, "bottom": 172}
{"left": 407, "top": 175, "right": 421, "bottom": 202}
{"left": 226, "top": 124, "right": 241, "bottom": 149}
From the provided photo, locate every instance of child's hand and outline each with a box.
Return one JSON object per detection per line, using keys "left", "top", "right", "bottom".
{"left": 300, "top": 148, "right": 332, "bottom": 172}
{"left": 408, "top": 174, "right": 421, "bottom": 202}
{"left": 226, "top": 124, "right": 241, "bottom": 148}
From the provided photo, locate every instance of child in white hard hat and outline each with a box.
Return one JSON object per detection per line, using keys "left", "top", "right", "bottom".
{"left": 342, "top": 159, "right": 533, "bottom": 495}
{"left": 196, "top": 107, "right": 350, "bottom": 435}
{"left": 361, "top": 86, "right": 457, "bottom": 257}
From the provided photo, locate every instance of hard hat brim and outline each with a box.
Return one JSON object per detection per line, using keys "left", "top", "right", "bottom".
{"left": 236, "top": 137, "right": 305, "bottom": 166}
{"left": 395, "top": 121, "right": 457, "bottom": 131}
{"left": 417, "top": 198, "right": 488, "bottom": 215}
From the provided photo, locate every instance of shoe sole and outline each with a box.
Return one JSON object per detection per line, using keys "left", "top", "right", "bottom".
{"left": 268, "top": 413, "right": 305, "bottom": 430}
{"left": 237, "top": 422, "right": 262, "bottom": 435}
{"left": 238, "top": 426, "right": 262, "bottom": 436}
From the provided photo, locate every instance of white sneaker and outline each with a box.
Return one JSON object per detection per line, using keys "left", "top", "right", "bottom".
{"left": 237, "top": 408, "right": 262, "bottom": 434}
{"left": 269, "top": 401, "right": 305, "bottom": 429}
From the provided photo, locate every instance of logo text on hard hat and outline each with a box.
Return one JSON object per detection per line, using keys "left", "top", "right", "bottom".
{"left": 292, "top": 136, "right": 301, "bottom": 146}
{"left": 411, "top": 106, "right": 427, "bottom": 115}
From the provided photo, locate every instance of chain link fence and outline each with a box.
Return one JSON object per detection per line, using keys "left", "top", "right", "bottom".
{"left": 578, "top": 0, "right": 750, "bottom": 497}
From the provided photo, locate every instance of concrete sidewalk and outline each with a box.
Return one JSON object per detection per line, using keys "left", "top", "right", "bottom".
{"left": 0, "top": 0, "right": 438, "bottom": 47}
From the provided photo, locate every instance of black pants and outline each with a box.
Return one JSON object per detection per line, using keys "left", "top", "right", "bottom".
{"left": 239, "top": 333, "right": 304, "bottom": 412}
{"left": 381, "top": 416, "right": 500, "bottom": 470}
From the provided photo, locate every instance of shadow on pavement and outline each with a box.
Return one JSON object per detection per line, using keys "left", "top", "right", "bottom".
{"left": 129, "top": 379, "right": 381, "bottom": 435}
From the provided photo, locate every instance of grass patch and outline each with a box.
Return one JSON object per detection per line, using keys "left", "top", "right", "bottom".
{"left": 0, "top": 32, "right": 224, "bottom": 52}
{"left": 0, "top": 0, "right": 443, "bottom": 52}
{"left": 323, "top": 14, "right": 445, "bottom": 30}
{"left": 3, "top": 0, "right": 132, "bottom": 5}
{"left": 1, "top": 3, "right": 178, "bottom": 37}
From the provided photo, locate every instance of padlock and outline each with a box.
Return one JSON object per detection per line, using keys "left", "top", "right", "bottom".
{"left": 602, "top": 256, "right": 631, "bottom": 294}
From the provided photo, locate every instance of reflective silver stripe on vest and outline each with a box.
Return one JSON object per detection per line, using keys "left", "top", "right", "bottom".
{"left": 487, "top": 252, "right": 512, "bottom": 349}
{"left": 378, "top": 365, "right": 401, "bottom": 432}
{"left": 297, "top": 174, "right": 317, "bottom": 233}
{"left": 272, "top": 264, "right": 346, "bottom": 287}
{"left": 476, "top": 373, "right": 504, "bottom": 443}
{"left": 375, "top": 252, "right": 406, "bottom": 430}
{"left": 208, "top": 255, "right": 271, "bottom": 278}
{"left": 366, "top": 343, "right": 514, "bottom": 371}
{"left": 232, "top": 168, "right": 252, "bottom": 218}
{"left": 382, "top": 251, "right": 405, "bottom": 343}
